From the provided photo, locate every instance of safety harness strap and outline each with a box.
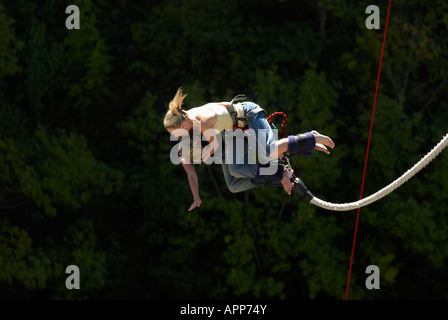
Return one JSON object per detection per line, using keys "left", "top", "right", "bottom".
{"left": 228, "top": 94, "right": 248, "bottom": 130}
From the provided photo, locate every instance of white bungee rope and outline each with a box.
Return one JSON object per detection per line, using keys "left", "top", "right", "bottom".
{"left": 292, "top": 134, "right": 448, "bottom": 212}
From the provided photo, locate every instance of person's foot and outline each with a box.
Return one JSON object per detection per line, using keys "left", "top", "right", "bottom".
{"left": 281, "top": 169, "right": 294, "bottom": 195}
{"left": 311, "top": 130, "right": 335, "bottom": 154}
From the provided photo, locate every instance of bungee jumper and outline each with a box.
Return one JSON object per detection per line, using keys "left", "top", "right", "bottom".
{"left": 163, "top": 88, "right": 334, "bottom": 211}
{"left": 164, "top": 88, "right": 448, "bottom": 212}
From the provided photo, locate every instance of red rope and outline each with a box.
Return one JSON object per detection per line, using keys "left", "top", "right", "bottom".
{"left": 266, "top": 112, "right": 287, "bottom": 139}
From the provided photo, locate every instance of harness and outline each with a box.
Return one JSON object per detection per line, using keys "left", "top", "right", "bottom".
{"left": 228, "top": 94, "right": 300, "bottom": 183}
{"left": 228, "top": 94, "right": 249, "bottom": 131}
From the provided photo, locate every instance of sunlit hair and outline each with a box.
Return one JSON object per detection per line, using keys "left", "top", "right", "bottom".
{"left": 163, "top": 87, "right": 187, "bottom": 129}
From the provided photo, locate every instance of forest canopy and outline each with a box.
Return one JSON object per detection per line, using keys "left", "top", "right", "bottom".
{"left": 0, "top": 0, "right": 447, "bottom": 299}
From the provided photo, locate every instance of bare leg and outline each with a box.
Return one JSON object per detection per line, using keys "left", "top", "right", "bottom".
{"left": 269, "top": 131, "right": 335, "bottom": 159}
{"left": 269, "top": 138, "right": 289, "bottom": 160}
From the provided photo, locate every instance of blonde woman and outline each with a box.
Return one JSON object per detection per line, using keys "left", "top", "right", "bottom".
{"left": 164, "top": 88, "right": 335, "bottom": 211}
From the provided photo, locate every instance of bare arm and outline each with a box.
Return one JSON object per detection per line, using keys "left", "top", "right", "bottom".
{"left": 181, "top": 160, "right": 202, "bottom": 211}
{"left": 193, "top": 115, "right": 220, "bottom": 162}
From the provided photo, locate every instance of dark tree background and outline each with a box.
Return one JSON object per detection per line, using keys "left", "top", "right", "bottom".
{"left": 0, "top": 0, "right": 447, "bottom": 299}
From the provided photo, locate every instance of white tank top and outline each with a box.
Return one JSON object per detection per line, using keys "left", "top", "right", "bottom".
{"left": 186, "top": 103, "right": 244, "bottom": 132}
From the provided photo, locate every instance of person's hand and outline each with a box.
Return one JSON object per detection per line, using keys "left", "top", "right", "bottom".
{"left": 311, "top": 130, "right": 335, "bottom": 155}
{"left": 188, "top": 198, "right": 202, "bottom": 211}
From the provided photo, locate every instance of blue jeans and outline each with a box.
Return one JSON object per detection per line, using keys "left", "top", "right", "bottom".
{"left": 221, "top": 102, "right": 278, "bottom": 193}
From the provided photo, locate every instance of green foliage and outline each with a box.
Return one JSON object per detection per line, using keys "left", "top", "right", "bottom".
{"left": 118, "top": 92, "right": 164, "bottom": 160}
{"left": 0, "top": 220, "right": 48, "bottom": 289}
{"left": 0, "top": 4, "right": 24, "bottom": 80}
{"left": 1, "top": 125, "right": 123, "bottom": 217}
{"left": 1, "top": 0, "right": 448, "bottom": 300}
{"left": 63, "top": 0, "right": 111, "bottom": 109}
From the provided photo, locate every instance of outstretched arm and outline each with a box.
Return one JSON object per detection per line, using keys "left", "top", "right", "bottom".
{"left": 181, "top": 160, "right": 202, "bottom": 211}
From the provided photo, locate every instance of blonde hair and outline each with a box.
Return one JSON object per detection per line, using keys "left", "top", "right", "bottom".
{"left": 163, "top": 88, "right": 188, "bottom": 129}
